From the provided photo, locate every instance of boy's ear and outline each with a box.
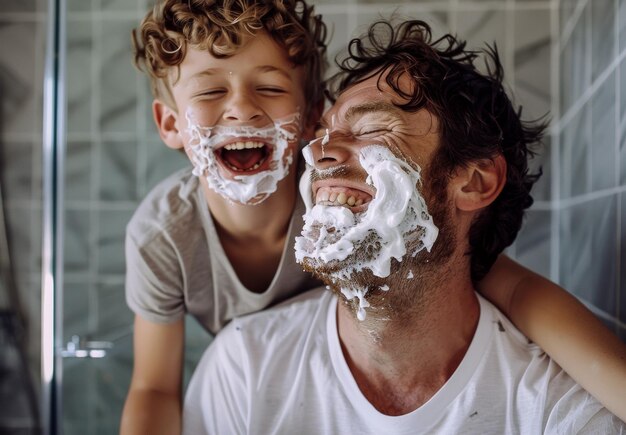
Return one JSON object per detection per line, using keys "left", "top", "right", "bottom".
{"left": 301, "top": 99, "right": 325, "bottom": 141}
{"left": 453, "top": 155, "right": 507, "bottom": 212}
{"left": 153, "top": 100, "right": 184, "bottom": 150}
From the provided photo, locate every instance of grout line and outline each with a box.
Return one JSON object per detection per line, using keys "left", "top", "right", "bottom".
{"left": 556, "top": 185, "right": 626, "bottom": 208}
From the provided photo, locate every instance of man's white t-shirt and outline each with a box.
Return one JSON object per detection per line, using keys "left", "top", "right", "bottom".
{"left": 183, "top": 288, "right": 623, "bottom": 434}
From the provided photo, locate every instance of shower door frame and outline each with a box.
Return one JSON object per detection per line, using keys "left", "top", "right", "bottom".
{"left": 41, "top": 0, "right": 67, "bottom": 433}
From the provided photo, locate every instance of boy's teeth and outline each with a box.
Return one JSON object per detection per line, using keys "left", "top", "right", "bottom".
{"left": 355, "top": 198, "right": 363, "bottom": 206}
{"left": 336, "top": 192, "right": 347, "bottom": 205}
{"left": 347, "top": 196, "right": 356, "bottom": 206}
{"left": 224, "top": 141, "right": 264, "bottom": 151}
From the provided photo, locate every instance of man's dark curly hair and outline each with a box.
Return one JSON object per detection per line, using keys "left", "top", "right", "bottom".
{"left": 328, "top": 19, "right": 547, "bottom": 282}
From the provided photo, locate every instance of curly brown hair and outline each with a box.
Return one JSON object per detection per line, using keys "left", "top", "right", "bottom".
{"left": 132, "top": 0, "right": 328, "bottom": 115}
{"left": 328, "top": 20, "right": 547, "bottom": 282}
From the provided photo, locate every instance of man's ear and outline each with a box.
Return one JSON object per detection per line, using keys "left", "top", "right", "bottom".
{"left": 453, "top": 155, "right": 507, "bottom": 211}
{"left": 301, "top": 99, "right": 325, "bottom": 141}
{"left": 153, "top": 99, "right": 184, "bottom": 150}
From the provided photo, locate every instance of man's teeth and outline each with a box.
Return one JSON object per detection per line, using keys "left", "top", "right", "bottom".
{"left": 223, "top": 141, "right": 265, "bottom": 151}
{"left": 317, "top": 190, "right": 364, "bottom": 207}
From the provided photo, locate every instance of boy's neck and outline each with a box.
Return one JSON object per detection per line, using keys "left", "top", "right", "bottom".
{"left": 200, "top": 171, "right": 298, "bottom": 243}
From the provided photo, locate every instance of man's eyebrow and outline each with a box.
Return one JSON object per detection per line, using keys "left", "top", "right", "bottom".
{"left": 344, "top": 101, "right": 403, "bottom": 122}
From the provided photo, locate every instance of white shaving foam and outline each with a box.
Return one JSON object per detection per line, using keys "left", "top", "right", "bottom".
{"left": 407, "top": 270, "right": 414, "bottom": 279}
{"left": 295, "top": 145, "right": 439, "bottom": 320}
{"left": 185, "top": 110, "right": 300, "bottom": 204}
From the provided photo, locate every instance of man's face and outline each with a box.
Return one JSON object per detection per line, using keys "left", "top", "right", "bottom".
{"left": 163, "top": 32, "right": 311, "bottom": 204}
{"left": 295, "top": 72, "right": 456, "bottom": 321}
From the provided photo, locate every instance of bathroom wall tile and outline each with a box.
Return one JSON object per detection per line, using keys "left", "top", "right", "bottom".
{"left": 1, "top": 0, "right": 37, "bottom": 13}
{"left": 4, "top": 206, "right": 36, "bottom": 274}
{"left": 64, "top": 209, "right": 92, "bottom": 276}
{"left": 65, "top": 141, "right": 93, "bottom": 202}
{"left": 96, "top": 282, "right": 132, "bottom": 341}
{"left": 93, "top": 338, "right": 133, "bottom": 435}
{"left": 143, "top": 140, "right": 189, "bottom": 194}
{"left": 97, "top": 209, "right": 134, "bottom": 275}
{"left": 617, "top": 192, "right": 626, "bottom": 336}
{"left": 621, "top": 118, "right": 626, "bottom": 186}
{"left": 621, "top": 58, "right": 626, "bottom": 184}
{"left": 67, "top": 0, "right": 93, "bottom": 12}
{"left": 514, "top": 209, "right": 551, "bottom": 279}
{"left": 591, "top": 0, "right": 616, "bottom": 82}
{"left": 63, "top": 281, "right": 91, "bottom": 343}
{"left": 617, "top": 192, "right": 626, "bottom": 342}
{"left": 514, "top": 10, "right": 551, "bottom": 124}
{"left": 101, "top": 0, "right": 139, "bottom": 12}
{"left": 560, "top": 104, "right": 590, "bottom": 198}
{"left": 0, "top": 140, "right": 34, "bottom": 203}
{"left": 559, "top": 196, "right": 618, "bottom": 315}
{"left": 315, "top": 11, "right": 350, "bottom": 79}
{"left": 66, "top": 19, "right": 94, "bottom": 135}
{"left": 617, "top": 0, "right": 626, "bottom": 53}
{"left": 560, "top": 2, "right": 589, "bottom": 115}
{"left": 99, "top": 141, "right": 138, "bottom": 202}
{"left": 0, "top": 22, "right": 38, "bottom": 137}
{"left": 456, "top": 9, "right": 507, "bottom": 53}
{"left": 62, "top": 359, "right": 96, "bottom": 435}
{"left": 590, "top": 71, "right": 616, "bottom": 191}
{"left": 560, "top": 0, "right": 577, "bottom": 37}
{"left": 99, "top": 19, "right": 140, "bottom": 134}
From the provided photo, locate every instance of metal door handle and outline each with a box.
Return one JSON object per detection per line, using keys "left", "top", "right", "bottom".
{"left": 60, "top": 335, "right": 113, "bottom": 358}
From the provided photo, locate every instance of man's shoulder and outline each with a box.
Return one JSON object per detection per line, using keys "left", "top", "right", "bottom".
{"left": 474, "top": 295, "right": 623, "bottom": 432}
{"left": 217, "top": 287, "right": 331, "bottom": 345}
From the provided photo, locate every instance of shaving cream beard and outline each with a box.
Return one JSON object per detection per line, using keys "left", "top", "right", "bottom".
{"left": 295, "top": 145, "right": 439, "bottom": 320}
{"left": 185, "top": 111, "right": 301, "bottom": 205}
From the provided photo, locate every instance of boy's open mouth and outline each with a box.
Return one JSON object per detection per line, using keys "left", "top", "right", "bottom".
{"left": 216, "top": 140, "right": 271, "bottom": 173}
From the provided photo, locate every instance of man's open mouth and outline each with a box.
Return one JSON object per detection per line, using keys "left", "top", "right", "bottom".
{"left": 215, "top": 140, "right": 272, "bottom": 173}
{"left": 314, "top": 186, "right": 373, "bottom": 211}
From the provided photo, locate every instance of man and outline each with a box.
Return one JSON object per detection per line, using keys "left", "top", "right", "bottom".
{"left": 182, "top": 20, "right": 624, "bottom": 433}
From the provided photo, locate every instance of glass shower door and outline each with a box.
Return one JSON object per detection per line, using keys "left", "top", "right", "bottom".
{"left": 57, "top": 1, "right": 189, "bottom": 433}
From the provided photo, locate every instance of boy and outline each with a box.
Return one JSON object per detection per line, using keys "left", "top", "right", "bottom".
{"left": 120, "top": 1, "right": 326, "bottom": 433}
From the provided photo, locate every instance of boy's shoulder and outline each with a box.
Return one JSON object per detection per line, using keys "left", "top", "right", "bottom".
{"left": 127, "top": 167, "right": 202, "bottom": 243}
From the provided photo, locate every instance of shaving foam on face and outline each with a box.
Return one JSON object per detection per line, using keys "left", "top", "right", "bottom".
{"left": 185, "top": 109, "right": 300, "bottom": 204}
{"left": 295, "top": 145, "right": 439, "bottom": 320}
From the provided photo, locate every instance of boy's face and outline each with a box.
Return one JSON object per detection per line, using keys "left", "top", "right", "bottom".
{"left": 155, "top": 32, "right": 314, "bottom": 204}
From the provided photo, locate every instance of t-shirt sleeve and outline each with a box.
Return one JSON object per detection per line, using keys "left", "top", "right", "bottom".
{"left": 182, "top": 321, "right": 248, "bottom": 434}
{"left": 125, "top": 225, "right": 186, "bottom": 323}
{"left": 544, "top": 380, "right": 626, "bottom": 434}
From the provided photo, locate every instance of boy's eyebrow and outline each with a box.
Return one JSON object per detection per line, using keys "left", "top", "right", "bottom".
{"left": 187, "top": 65, "right": 293, "bottom": 83}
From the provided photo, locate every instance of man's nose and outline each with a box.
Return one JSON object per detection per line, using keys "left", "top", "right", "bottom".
{"left": 223, "top": 91, "right": 264, "bottom": 123}
{"left": 307, "top": 131, "right": 353, "bottom": 170}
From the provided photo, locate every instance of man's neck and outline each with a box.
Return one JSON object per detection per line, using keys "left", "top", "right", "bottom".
{"left": 336, "top": 274, "right": 480, "bottom": 416}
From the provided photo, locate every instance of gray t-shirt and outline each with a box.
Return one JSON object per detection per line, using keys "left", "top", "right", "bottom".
{"left": 125, "top": 167, "right": 320, "bottom": 334}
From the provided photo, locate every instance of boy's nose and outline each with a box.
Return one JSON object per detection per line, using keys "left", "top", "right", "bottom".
{"left": 223, "top": 92, "right": 264, "bottom": 123}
